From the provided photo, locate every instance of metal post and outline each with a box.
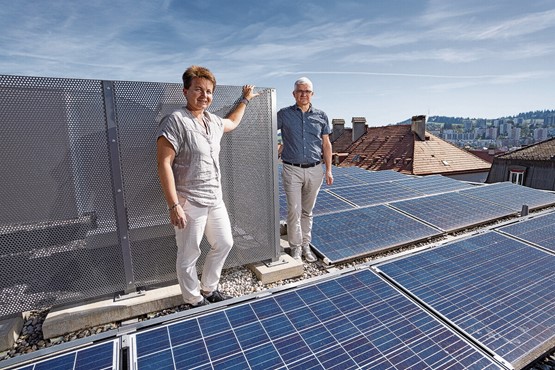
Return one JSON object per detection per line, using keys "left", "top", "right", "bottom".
{"left": 102, "top": 80, "right": 136, "bottom": 294}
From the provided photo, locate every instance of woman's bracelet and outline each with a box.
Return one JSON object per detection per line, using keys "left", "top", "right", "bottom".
{"left": 168, "top": 203, "right": 179, "bottom": 211}
{"left": 240, "top": 98, "right": 250, "bottom": 106}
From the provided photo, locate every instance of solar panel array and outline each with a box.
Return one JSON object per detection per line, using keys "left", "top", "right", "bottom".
{"left": 279, "top": 165, "right": 555, "bottom": 263}
{"left": 377, "top": 232, "right": 555, "bottom": 370}
{"left": 130, "top": 269, "right": 505, "bottom": 369}
{"left": 310, "top": 206, "right": 442, "bottom": 263}
{"left": 11, "top": 339, "right": 118, "bottom": 370}
{"left": 498, "top": 212, "right": 555, "bottom": 253}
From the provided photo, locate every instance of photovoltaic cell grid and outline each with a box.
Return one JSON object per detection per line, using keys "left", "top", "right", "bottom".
{"left": 310, "top": 205, "right": 442, "bottom": 263}
{"left": 344, "top": 169, "right": 409, "bottom": 184}
{"left": 395, "top": 175, "right": 475, "bottom": 195}
{"left": 321, "top": 172, "right": 368, "bottom": 189}
{"left": 497, "top": 211, "right": 555, "bottom": 253}
{"left": 460, "top": 181, "right": 555, "bottom": 212}
{"left": 377, "top": 232, "right": 555, "bottom": 370}
{"left": 131, "top": 269, "right": 504, "bottom": 370}
{"left": 313, "top": 190, "right": 356, "bottom": 216}
{"left": 12, "top": 339, "right": 118, "bottom": 370}
{"left": 328, "top": 181, "right": 423, "bottom": 207}
{"left": 278, "top": 195, "right": 287, "bottom": 221}
{"left": 390, "top": 191, "right": 515, "bottom": 232}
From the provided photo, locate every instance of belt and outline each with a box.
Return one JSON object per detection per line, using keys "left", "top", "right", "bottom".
{"left": 282, "top": 160, "right": 321, "bottom": 168}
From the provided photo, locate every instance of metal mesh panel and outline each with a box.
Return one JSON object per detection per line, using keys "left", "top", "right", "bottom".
{"left": 112, "top": 81, "right": 279, "bottom": 286}
{"left": 0, "top": 75, "right": 278, "bottom": 317}
{"left": 0, "top": 75, "right": 127, "bottom": 317}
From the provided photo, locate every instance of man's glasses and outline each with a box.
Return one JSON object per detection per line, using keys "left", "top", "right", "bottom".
{"left": 294, "top": 90, "right": 312, "bottom": 95}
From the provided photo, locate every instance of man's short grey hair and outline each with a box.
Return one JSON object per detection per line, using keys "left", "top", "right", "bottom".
{"left": 294, "top": 77, "right": 313, "bottom": 91}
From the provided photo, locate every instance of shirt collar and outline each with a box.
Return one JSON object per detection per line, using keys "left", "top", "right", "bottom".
{"left": 292, "top": 103, "right": 313, "bottom": 113}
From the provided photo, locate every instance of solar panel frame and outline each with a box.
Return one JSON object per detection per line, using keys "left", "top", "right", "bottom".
{"left": 497, "top": 211, "right": 555, "bottom": 253}
{"left": 376, "top": 232, "right": 555, "bottom": 370}
{"left": 130, "top": 269, "right": 505, "bottom": 370}
{"left": 390, "top": 191, "right": 516, "bottom": 232}
{"left": 9, "top": 339, "right": 119, "bottom": 370}
{"left": 310, "top": 205, "right": 442, "bottom": 264}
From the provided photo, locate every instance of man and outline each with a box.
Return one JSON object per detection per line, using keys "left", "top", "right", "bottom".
{"left": 157, "top": 65, "right": 258, "bottom": 307}
{"left": 278, "top": 77, "right": 333, "bottom": 262}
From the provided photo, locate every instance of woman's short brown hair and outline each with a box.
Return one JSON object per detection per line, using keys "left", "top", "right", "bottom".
{"left": 182, "top": 65, "right": 216, "bottom": 90}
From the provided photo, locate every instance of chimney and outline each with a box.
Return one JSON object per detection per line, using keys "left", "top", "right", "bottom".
{"left": 331, "top": 118, "right": 345, "bottom": 142}
{"left": 411, "top": 115, "right": 427, "bottom": 141}
{"left": 352, "top": 117, "right": 367, "bottom": 143}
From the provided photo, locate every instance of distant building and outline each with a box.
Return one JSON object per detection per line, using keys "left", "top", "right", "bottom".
{"left": 486, "top": 137, "right": 555, "bottom": 191}
{"left": 332, "top": 116, "right": 491, "bottom": 182}
{"left": 533, "top": 127, "right": 548, "bottom": 142}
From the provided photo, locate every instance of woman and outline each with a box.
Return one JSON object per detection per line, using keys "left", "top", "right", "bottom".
{"left": 156, "top": 65, "right": 258, "bottom": 307}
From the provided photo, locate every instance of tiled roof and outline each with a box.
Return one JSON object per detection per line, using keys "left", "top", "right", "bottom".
{"left": 496, "top": 137, "right": 555, "bottom": 160}
{"left": 333, "top": 125, "right": 415, "bottom": 173}
{"left": 333, "top": 125, "right": 491, "bottom": 175}
{"left": 413, "top": 132, "right": 491, "bottom": 175}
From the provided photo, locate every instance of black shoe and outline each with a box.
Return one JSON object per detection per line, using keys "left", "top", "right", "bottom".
{"left": 190, "top": 297, "right": 210, "bottom": 308}
{"left": 203, "top": 290, "right": 232, "bottom": 303}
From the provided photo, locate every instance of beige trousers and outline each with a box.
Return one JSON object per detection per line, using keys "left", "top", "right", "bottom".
{"left": 282, "top": 163, "right": 323, "bottom": 248}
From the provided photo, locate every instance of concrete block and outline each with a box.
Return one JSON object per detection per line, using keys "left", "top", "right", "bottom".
{"left": 248, "top": 253, "right": 304, "bottom": 285}
{"left": 42, "top": 284, "right": 184, "bottom": 339}
{"left": 0, "top": 314, "right": 23, "bottom": 351}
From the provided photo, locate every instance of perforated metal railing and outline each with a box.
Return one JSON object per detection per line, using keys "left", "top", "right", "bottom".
{"left": 0, "top": 75, "right": 279, "bottom": 318}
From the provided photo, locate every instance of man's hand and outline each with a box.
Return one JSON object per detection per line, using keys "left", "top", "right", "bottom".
{"left": 325, "top": 171, "right": 334, "bottom": 186}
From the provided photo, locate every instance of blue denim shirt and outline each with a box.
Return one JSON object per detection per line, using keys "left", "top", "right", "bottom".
{"left": 277, "top": 104, "right": 331, "bottom": 164}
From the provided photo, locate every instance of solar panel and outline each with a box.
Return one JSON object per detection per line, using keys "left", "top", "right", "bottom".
{"left": 460, "top": 181, "right": 555, "bottom": 212}
{"left": 497, "top": 211, "right": 555, "bottom": 253}
{"left": 11, "top": 339, "right": 118, "bottom": 370}
{"left": 376, "top": 232, "right": 555, "bottom": 370}
{"left": 390, "top": 191, "right": 515, "bottom": 232}
{"left": 310, "top": 205, "right": 441, "bottom": 264}
{"left": 328, "top": 182, "right": 422, "bottom": 207}
{"left": 395, "top": 175, "right": 475, "bottom": 195}
{"left": 345, "top": 169, "right": 409, "bottom": 184}
{"left": 130, "top": 269, "right": 504, "bottom": 369}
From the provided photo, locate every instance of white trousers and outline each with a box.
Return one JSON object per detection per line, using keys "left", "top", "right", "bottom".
{"left": 282, "top": 163, "right": 323, "bottom": 248}
{"left": 174, "top": 199, "right": 233, "bottom": 305}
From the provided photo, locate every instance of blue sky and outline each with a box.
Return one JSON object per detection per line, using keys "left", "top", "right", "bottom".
{"left": 1, "top": 0, "right": 554, "bottom": 125}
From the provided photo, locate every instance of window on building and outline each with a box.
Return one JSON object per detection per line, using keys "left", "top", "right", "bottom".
{"left": 509, "top": 170, "right": 524, "bottom": 185}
